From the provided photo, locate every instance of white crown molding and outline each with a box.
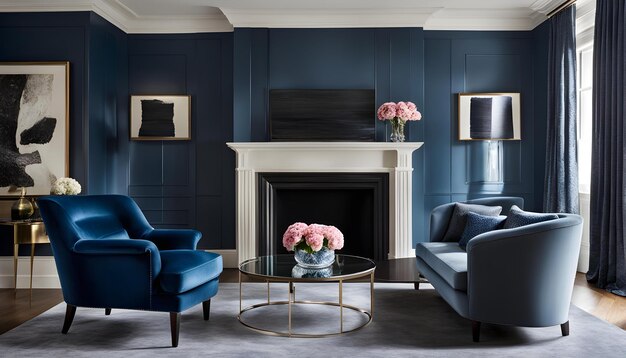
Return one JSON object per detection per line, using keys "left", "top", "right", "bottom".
{"left": 0, "top": 0, "right": 565, "bottom": 33}
{"left": 0, "top": 0, "right": 94, "bottom": 12}
{"left": 530, "top": 0, "right": 557, "bottom": 13}
{"left": 220, "top": 8, "right": 436, "bottom": 29}
{"left": 424, "top": 8, "right": 542, "bottom": 31}
{"left": 123, "top": 15, "right": 232, "bottom": 34}
{"left": 0, "top": 0, "right": 233, "bottom": 33}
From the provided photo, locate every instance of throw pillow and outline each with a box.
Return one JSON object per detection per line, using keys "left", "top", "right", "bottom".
{"left": 442, "top": 202, "right": 503, "bottom": 242}
{"left": 502, "top": 205, "right": 559, "bottom": 229}
{"left": 458, "top": 212, "right": 506, "bottom": 250}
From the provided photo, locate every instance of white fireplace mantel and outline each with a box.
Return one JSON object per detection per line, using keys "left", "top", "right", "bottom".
{"left": 227, "top": 142, "right": 424, "bottom": 264}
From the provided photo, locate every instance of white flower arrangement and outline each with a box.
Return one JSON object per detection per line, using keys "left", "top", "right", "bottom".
{"left": 51, "top": 177, "right": 82, "bottom": 195}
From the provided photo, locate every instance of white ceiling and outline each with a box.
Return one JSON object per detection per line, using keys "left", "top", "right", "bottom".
{"left": 0, "top": 0, "right": 566, "bottom": 33}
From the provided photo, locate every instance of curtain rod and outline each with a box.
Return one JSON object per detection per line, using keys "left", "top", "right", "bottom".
{"left": 547, "top": 0, "right": 576, "bottom": 18}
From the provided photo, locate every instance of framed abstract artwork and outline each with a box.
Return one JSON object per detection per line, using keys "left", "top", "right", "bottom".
{"left": 130, "top": 95, "right": 191, "bottom": 140}
{"left": 458, "top": 93, "right": 521, "bottom": 141}
{"left": 0, "top": 62, "right": 69, "bottom": 197}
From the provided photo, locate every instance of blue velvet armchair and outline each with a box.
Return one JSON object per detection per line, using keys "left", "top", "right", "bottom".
{"left": 415, "top": 197, "right": 583, "bottom": 342}
{"left": 38, "top": 195, "right": 223, "bottom": 347}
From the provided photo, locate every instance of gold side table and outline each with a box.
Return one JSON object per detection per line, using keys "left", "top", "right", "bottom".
{"left": 0, "top": 220, "right": 49, "bottom": 290}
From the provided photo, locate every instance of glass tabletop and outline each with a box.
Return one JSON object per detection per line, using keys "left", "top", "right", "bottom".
{"left": 239, "top": 254, "right": 376, "bottom": 281}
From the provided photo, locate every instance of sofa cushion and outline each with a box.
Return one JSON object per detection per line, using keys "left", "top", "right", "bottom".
{"left": 503, "top": 205, "right": 559, "bottom": 229}
{"left": 458, "top": 212, "right": 506, "bottom": 250}
{"left": 159, "top": 250, "right": 223, "bottom": 294}
{"left": 415, "top": 242, "right": 468, "bottom": 291}
{"left": 442, "top": 203, "right": 502, "bottom": 242}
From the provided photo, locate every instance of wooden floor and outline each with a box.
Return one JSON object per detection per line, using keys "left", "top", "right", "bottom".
{"left": 571, "top": 273, "right": 626, "bottom": 330}
{"left": 1, "top": 270, "right": 625, "bottom": 335}
{"left": 0, "top": 288, "right": 63, "bottom": 335}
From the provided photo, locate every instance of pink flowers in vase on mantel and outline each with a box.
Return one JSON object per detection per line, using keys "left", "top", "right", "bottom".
{"left": 377, "top": 101, "right": 422, "bottom": 142}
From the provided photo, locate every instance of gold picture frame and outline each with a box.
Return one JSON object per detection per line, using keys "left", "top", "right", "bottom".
{"left": 0, "top": 61, "right": 70, "bottom": 197}
{"left": 130, "top": 95, "right": 191, "bottom": 140}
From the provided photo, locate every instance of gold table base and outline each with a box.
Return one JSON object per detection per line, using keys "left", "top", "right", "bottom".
{"left": 1, "top": 221, "right": 49, "bottom": 291}
{"left": 238, "top": 271, "right": 375, "bottom": 338}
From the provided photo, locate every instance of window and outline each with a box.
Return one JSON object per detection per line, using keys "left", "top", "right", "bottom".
{"left": 577, "top": 35, "right": 593, "bottom": 194}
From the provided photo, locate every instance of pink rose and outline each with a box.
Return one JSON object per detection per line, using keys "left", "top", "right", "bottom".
{"left": 409, "top": 110, "right": 422, "bottom": 121}
{"left": 377, "top": 102, "right": 397, "bottom": 121}
{"left": 304, "top": 224, "right": 326, "bottom": 252}
{"left": 323, "top": 225, "right": 344, "bottom": 250}
{"left": 305, "top": 233, "right": 324, "bottom": 252}
{"left": 282, "top": 222, "right": 308, "bottom": 251}
{"left": 407, "top": 101, "right": 417, "bottom": 112}
{"left": 396, "top": 101, "right": 411, "bottom": 121}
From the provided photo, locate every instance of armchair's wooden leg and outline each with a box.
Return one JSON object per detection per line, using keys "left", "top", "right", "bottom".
{"left": 62, "top": 304, "right": 77, "bottom": 334}
{"left": 170, "top": 312, "right": 180, "bottom": 347}
{"left": 561, "top": 321, "right": 570, "bottom": 336}
{"left": 105, "top": 309, "right": 111, "bottom": 316}
{"left": 202, "top": 300, "right": 211, "bottom": 321}
{"left": 472, "top": 321, "right": 481, "bottom": 342}
{"left": 414, "top": 282, "right": 420, "bottom": 290}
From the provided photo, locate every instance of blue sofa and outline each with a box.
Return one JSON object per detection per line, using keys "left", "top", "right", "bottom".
{"left": 415, "top": 197, "right": 583, "bottom": 342}
{"left": 38, "top": 195, "right": 223, "bottom": 347}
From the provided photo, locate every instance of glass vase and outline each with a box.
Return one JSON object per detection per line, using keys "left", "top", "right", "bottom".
{"left": 390, "top": 119, "right": 405, "bottom": 142}
{"left": 291, "top": 265, "right": 333, "bottom": 278}
{"left": 294, "top": 247, "right": 335, "bottom": 268}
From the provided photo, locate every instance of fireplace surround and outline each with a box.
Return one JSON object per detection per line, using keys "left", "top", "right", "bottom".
{"left": 227, "top": 142, "right": 423, "bottom": 263}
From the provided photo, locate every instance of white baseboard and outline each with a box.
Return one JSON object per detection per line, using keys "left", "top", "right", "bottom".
{"left": 388, "top": 248, "right": 416, "bottom": 260}
{"left": 0, "top": 256, "right": 60, "bottom": 288}
{"left": 210, "top": 249, "right": 238, "bottom": 268}
{"left": 0, "top": 249, "right": 238, "bottom": 289}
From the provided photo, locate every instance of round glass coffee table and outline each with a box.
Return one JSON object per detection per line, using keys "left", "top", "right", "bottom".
{"left": 238, "top": 254, "right": 376, "bottom": 338}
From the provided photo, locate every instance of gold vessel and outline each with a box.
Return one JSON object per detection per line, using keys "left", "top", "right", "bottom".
{"left": 11, "top": 187, "right": 34, "bottom": 220}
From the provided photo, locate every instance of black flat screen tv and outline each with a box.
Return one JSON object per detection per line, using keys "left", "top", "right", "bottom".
{"left": 269, "top": 89, "right": 375, "bottom": 141}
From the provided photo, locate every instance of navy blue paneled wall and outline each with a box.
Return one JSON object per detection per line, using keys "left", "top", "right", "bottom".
{"left": 0, "top": 12, "right": 128, "bottom": 256}
{"left": 127, "top": 34, "right": 234, "bottom": 249}
{"left": 234, "top": 28, "right": 549, "bottom": 245}
{"left": 88, "top": 12, "right": 129, "bottom": 195}
{"left": 422, "top": 31, "right": 544, "bottom": 243}
{"left": 234, "top": 28, "right": 424, "bottom": 142}
{"left": 0, "top": 11, "right": 549, "bottom": 253}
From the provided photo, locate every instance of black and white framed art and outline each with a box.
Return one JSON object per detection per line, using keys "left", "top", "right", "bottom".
{"left": 0, "top": 62, "right": 69, "bottom": 196}
{"left": 130, "top": 95, "right": 191, "bottom": 140}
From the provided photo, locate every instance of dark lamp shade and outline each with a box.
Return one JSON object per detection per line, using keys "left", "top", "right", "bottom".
{"left": 469, "top": 96, "right": 514, "bottom": 139}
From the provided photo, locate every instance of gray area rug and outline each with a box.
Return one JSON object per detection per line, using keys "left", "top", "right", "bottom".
{"left": 1, "top": 283, "right": 625, "bottom": 357}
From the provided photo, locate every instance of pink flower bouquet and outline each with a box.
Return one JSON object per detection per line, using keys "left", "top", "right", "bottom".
{"left": 377, "top": 101, "right": 421, "bottom": 142}
{"left": 377, "top": 101, "right": 422, "bottom": 122}
{"left": 282, "top": 222, "right": 344, "bottom": 254}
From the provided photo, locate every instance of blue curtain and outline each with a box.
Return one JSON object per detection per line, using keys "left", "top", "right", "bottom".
{"left": 544, "top": 5, "right": 579, "bottom": 214}
{"left": 586, "top": 0, "right": 626, "bottom": 296}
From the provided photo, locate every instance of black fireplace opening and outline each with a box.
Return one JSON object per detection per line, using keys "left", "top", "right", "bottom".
{"left": 258, "top": 173, "right": 389, "bottom": 261}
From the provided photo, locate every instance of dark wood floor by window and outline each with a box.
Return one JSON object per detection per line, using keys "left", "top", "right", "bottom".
{"left": 1, "top": 271, "right": 624, "bottom": 335}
